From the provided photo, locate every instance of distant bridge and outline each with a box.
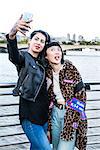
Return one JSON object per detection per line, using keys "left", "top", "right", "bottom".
{"left": 61, "top": 45, "right": 100, "bottom": 51}
{"left": 0, "top": 43, "right": 100, "bottom": 51}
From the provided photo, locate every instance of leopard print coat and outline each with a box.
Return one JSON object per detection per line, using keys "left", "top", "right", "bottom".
{"left": 46, "top": 60, "right": 87, "bottom": 150}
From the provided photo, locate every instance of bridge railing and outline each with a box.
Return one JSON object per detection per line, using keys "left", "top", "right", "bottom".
{"left": 85, "top": 82, "right": 100, "bottom": 150}
{"left": 0, "top": 82, "right": 100, "bottom": 150}
{"left": 0, "top": 83, "right": 29, "bottom": 150}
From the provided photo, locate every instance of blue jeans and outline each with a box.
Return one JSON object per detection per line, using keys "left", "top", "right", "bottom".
{"left": 22, "top": 119, "right": 51, "bottom": 150}
{"left": 51, "top": 106, "right": 76, "bottom": 150}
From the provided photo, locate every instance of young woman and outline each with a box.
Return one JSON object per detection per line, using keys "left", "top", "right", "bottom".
{"left": 6, "top": 15, "right": 52, "bottom": 150}
{"left": 45, "top": 42, "right": 87, "bottom": 150}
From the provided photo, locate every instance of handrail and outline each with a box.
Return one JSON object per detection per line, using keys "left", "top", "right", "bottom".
{"left": 0, "top": 82, "right": 100, "bottom": 149}
{"left": 0, "top": 82, "right": 16, "bottom": 88}
{"left": 0, "top": 82, "right": 100, "bottom": 89}
{"left": 0, "top": 82, "right": 97, "bottom": 91}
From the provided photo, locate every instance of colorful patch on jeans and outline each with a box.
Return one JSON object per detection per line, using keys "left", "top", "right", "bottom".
{"left": 49, "top": 101, "right": 54, "bottom": 109}
{"left": 72, "top": 122, "right": 78, "bottom": 129}
{"left": 80, "top": 111, "right": 87, "bottom": 121}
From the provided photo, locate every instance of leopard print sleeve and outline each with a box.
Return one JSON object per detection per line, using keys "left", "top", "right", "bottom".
{"left": 72, "top": 64, "right": 87, "bottom": 150}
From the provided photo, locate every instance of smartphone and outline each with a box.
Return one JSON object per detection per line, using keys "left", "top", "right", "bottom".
{"left": 22, "top": 12, "right": 33, "bottom": 23}
{"left": 21, "top": 12, "right": 33, "bottom": 33}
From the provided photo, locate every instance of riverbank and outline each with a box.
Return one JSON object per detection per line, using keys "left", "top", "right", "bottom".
{"left": 1, "top": 43, "right": 100, "bottom": 49}
{"left": 0, "top": 43, "right": 28, "bottom": 48}
{"left": 0, "top": 43, "right": 28, "bottom": 53}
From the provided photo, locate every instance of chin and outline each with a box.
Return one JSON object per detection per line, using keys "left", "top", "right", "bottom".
{"left": 55, "top": 60, "right": 61, "bottom": 64}
{"left": 33, "top": 49, "right": 42, "bottom": 53}
{"left": 53, "top": 62, "right": 60, "bottom": 65}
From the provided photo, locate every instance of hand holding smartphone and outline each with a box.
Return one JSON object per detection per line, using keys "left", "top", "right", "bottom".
{"left": 22, "top": 12, "right": 33, "bottom": 23}
{"left": 21, "top": 12, "right": 33, "bottom": 34}
{"left": 9, "top": 12, "right": 33, "bottom": 38}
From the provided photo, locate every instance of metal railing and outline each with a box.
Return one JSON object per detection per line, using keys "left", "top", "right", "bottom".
{"left": 0, "top": 83, "right": 29, "bottom": 149}
{"left": 0, "top": 83, "right": 100, "bottom": 149}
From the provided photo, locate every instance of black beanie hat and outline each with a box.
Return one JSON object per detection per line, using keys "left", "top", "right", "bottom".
{"left": 46, "top": 41, "right": 62, "bottom": 50}
{"left": 30, "top": 30, "right": 50, "bottom": 44}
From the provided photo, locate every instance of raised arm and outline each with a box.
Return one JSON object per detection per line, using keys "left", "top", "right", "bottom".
{"left": 6, "top": 15, "right": 31, "bottom": 66}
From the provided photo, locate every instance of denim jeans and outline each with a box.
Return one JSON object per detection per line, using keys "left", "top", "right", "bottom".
{"left": 51, "top": 106, "right": 76, "bottom": 150}
{"left": 22, "top": 119, "right": 51, "bottom": 150}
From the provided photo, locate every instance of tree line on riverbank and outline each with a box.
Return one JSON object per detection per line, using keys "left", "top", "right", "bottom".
{"left": 1, "top": 35, "right": 100, "bottom": 53}
{"left": 1, "top": 38, "right": 100, "bottom": 46}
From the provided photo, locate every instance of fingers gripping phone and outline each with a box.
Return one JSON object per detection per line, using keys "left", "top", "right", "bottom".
{"left": 22, "top": 12, "right": 33, "bottom": 23}
{"left": 21, "top": 12, "right": 33, "bottom": 33}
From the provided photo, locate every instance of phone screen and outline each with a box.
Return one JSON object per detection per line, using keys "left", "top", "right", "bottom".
{"left": 22, "top": 12, "right": 33, "bottom": 23}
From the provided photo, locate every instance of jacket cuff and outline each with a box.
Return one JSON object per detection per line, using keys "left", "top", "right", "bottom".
{"left": 6, "top": 34, "right": 17, "bottom": 44}
{"left": 74, "top": 81, "right": 85, "bottom": 93}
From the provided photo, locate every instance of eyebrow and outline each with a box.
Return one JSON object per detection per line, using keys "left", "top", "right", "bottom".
{"left": 35, "top": 36, "right": 39, "bottom": 39}
{"left": 35, "top": 35, "right": 45, "bottom": 40}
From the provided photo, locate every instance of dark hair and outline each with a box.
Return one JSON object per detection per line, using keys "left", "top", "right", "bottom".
{"left": 45, "top": 41, "right": 64, "bottom": 64}
{"left": 30, "top": 30, "right": 50, "bottom": 44}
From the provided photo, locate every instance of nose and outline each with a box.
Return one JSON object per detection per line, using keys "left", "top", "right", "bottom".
{"left": 55, "top": 49, "right": 60, "bottom": 54}
{"left": 36, "top": 40, "right": 41, "bottom": 45}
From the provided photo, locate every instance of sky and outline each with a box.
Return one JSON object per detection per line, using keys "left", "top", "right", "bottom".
{"left": 0, "top": 0, "right": 100, "bottom": 40}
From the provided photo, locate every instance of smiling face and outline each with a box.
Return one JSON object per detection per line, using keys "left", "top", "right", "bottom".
{"left": 28, "top": 32, "right": 46, "bottom": 57}
{"left": 46, "top": 45, "right": 62, "bottom": 65}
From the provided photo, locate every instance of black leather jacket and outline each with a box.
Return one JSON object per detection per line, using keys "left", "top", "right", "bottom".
{"left": 14, "top": 51, "right": 45, "bottom": 102}
{"left": 6, "top": 35, "right": 45, "bottom": 102}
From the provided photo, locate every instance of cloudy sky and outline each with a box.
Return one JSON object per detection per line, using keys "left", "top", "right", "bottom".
{"left": 0, "top": 0, "right": 100, "bottom": 40}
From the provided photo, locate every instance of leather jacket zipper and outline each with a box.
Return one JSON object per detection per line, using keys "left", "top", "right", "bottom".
{"left": 32, "top": 63, "right": 45, "bottom": 102}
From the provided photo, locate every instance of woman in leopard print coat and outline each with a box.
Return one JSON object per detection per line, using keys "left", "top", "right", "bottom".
{"left": 45, "top": 42, "right": 87, "bottom": 150}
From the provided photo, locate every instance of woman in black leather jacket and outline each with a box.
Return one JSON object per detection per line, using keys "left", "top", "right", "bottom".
{"left": 6, "top": 15, "right": 51, "bottom": 150}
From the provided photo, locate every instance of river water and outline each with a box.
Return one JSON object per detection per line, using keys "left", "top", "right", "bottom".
{"left": 1, "top": 51, "right": 100, "bottom": 83}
